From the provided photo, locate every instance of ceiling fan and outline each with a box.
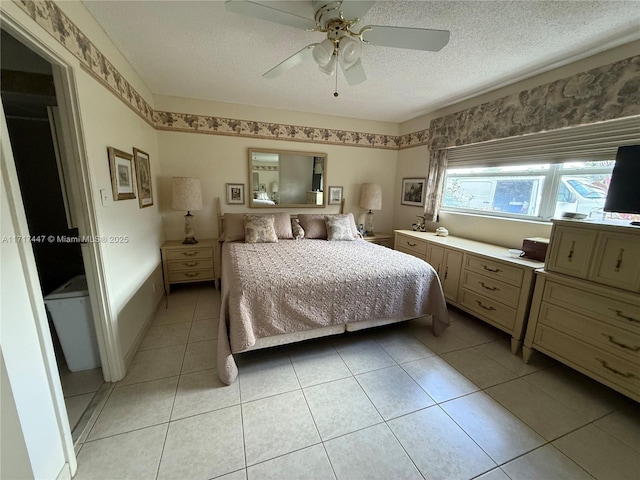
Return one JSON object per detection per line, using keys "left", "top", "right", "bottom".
{"left": 225, "top": 0, "right": 450, "bottom": 96}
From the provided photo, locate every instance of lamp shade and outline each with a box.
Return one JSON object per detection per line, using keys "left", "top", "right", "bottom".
{"left": 271, "top": 182, "right": 279, "bottom": 193}
{"left": 171, "top": 177, "right": 203, "bottom": 211}
{"left": 360, "top": 183, "right": 382, "bottom": 210}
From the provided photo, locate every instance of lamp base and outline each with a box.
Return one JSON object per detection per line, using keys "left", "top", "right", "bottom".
{"left": 183, "top": 211, "right": 198, "bottom": 244}
{"left": 182, "top": 237, "right": 198, "bottom": 244}
{"left": 364, "top": 210, "right": 375, "bottom": 237}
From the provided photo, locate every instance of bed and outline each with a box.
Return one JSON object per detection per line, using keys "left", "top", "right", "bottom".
{"left": 216, "top": 212, "right": 449, "bottom": 384}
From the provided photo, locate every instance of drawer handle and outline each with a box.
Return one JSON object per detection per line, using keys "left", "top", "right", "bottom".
{"left": 182, "top": 251, "right": 200, "bottom": 257}
{"left": 567, "top": 240, "right": 575, "bottom": 262}
{"left": 184, "top": 262, "right": 199, "bottom": 267}
{"left": 615, "top": 248, "right": 624, "bottom": 272}
{"left": 482, "top": 265, "right": 502, "bottom": 273}
{"left": 184, "top": 272, "right": 201, "bottom": 277}
{"left": 407, "top": 242, "right": 417, "bottom": 247}
{"left": 479, "top": 281, "right": 499, "bottom": 291}
{"left": 596, "top": 358, "right": 638, "bottom": 379}
{"left": 475, "top": 300, "right": 496, "bottom": 312}
{"left": 608, "top": 308, "right": 640, "bottom": 324}
{"left": 601, "top": 334, "right": 640, "bottom": 352}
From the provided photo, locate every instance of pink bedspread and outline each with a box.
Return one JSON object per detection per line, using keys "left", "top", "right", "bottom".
{"left": 217, "top": 239, "right": 448, "bottom": 384}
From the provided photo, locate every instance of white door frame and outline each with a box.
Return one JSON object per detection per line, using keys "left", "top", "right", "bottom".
{"left": 1, "top": 9, "right": 125, "bottom": 476}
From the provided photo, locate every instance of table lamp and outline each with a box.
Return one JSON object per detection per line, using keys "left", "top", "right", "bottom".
{"left": 360, "top": 183, "right": 382, "bottom": 236}
{"left": 172, "top": 177, "right": 203, "bottom": 244}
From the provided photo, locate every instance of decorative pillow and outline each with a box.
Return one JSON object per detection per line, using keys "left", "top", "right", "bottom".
{"left": 325, "top": 214, "right": 356, "bottom": 241}
{"left": 224, "top": 212, "right": 292, "bottom": 242}
{"left": 298, "top": 213, "right": 359, "bottom": 239}
{"left": 291, "top": 218, "right": 305, "bottom": 240}
{"left": 297, "top": 214, "right": 327, "bottom": 239}
{"left": 244, "top": 214, "right": 278, "bottom": 244}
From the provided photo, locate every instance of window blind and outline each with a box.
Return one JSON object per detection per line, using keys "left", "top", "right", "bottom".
{"left": 447, "top": 116, "right": 640, "bottom": 167}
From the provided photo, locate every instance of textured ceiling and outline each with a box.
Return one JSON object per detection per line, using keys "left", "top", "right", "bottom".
{"left": 82, "top": 1, "right": 640, "bottom": 123}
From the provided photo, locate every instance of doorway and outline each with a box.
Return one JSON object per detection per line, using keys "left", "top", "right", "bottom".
{"left": 1, "top": 29, "right": 105, "bottom": 439}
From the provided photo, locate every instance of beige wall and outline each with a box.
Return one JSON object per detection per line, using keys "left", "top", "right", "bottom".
{"left": 156, "top": 96, "right": 399, "bottom": 240}
{"left": 395, "top": 41, "right": 640, "bottom": 247}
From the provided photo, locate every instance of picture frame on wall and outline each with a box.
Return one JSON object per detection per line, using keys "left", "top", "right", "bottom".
{"left": 107, "top": 147, "right": 136, "bottom": 200}
{"left": 133, "top": 148, "right": 153, "bottom": 208}
{"left": 328, "top": 186, "right": 343, "bottom": 205}
{"left": 226, "top": 183, "right": 245, "bottom": 204}
{"left": 401, "top": 177, "right": 426, "bottom": 207}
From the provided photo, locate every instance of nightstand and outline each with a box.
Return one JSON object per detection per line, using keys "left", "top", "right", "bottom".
{"left": 362, "top": 233, "right": 394, "bottom": 248}
{"left": 160, "top": 239, "right": 216, "bottom": 294}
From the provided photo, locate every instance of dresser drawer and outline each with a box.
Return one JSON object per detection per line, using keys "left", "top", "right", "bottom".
{"left": 397, "top": 246, "right": 425, "bottom": 260}
{"left": 464, "top": 254, "right": 524, "bottom": 287}
{"left": 167, "top": 258, "right": 213, "bottom": 273}
{"left": 533, "top": 324, "right": 639, "bottom": 399}
{"left": 461, "top": 270, "right": 520, "bottom": 308}
{"left": 546, "top": 225, "right": 597, "bottom": 279}
{"left": 459, "top": 288, "right": 517, "bottom": 331}
{"left": 165, "top": 247, "right": 212, "bottom": 261}
{"left": 395, "top": 234, "right": 427, "bottom": 258}
{"left": 538, "top": 303, "right": 640, "bottom": 363}
{"left": 590, "top": 231, "right": 640, "bottom": 292}
{"left": 168, "top": 269, "right": 214, "bottom": 283}
{"left": 542, "top": 281, "right": 640, "bottom": 331}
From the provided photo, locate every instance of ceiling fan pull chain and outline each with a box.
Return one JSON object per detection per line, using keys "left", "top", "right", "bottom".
{"left": 334, "top": 55, "right": 339, "bottom": 97}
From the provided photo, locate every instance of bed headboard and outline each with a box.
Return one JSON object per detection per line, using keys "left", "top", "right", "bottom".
{"left": 216, "top": 196, "right": 346, "bottom": 237}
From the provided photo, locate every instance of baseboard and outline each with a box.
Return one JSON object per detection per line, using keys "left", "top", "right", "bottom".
{"left": 123, "top": 292, "right": 164, "bottom": 371}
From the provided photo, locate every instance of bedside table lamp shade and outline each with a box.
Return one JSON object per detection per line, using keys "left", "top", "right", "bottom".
{"left": 172, "top": 177, "right": 203, "bottom": 244}
{"left": 360, "top": 183, "right": 382, "bottom": 236}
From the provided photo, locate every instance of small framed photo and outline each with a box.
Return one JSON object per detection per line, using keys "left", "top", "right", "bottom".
{"left": 133, "top": 148, "right": 153, "bottom": 208}
{"left": 226, "top": 183, "right": 245, "bottom": 204}
{"left": 401, "top": 178, "right": 426, "bottom": 207}
{"left": 328, "top": 186, "right": 343, "bottom": 205}
{"left": 107, "top": 147, "right": 135, "bottom": 200}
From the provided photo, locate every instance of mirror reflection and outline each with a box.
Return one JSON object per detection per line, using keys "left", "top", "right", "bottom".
{"left": 249, "top": 148, "right": 326, "bottom": 208}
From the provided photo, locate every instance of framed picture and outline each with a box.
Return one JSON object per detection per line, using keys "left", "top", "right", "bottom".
{"left": 133, "top": 148, "right": 153, "bottom": 208}
{"left": 226, "top": 183, "right": 245, "bottom": 204}
{"left": 328, "top": 186, "right": 343, "bottom": 205}
{"left": 107, "top": 147, "right": 135, "bottom": 200}
{"left": 401, "top": 178, "right": 426, "bottom": 207}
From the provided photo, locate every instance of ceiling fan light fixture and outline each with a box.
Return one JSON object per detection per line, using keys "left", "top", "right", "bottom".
{"left": 312, "top": 38, "right": 334, "bottom": 67}
{"left": 339, "top": 36, "right": 361, "bottom": 65}
{"left": 318, "top": 54, "right": 337, "bottom": 75}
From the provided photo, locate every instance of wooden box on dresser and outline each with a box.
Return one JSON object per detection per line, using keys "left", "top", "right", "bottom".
{"left": 523, "top": 220, "right": 640, "bottom": 402}
{"left": 395, "top": 230, "right": 544, "bottom": 354}
{"left": 160, "top": 239, "right": 216, "bottom": 295}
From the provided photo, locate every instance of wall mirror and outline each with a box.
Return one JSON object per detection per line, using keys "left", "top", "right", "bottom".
{"left": 248, "top": 148, "right": 326, "bottom": 208}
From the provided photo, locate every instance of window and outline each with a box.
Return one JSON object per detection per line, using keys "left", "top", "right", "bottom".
{"left": 442, "top": 161, "right": 625, "bottom": 221}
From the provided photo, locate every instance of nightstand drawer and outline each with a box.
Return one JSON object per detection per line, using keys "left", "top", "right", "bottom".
{"left": 395, "top": 234, "right": 427, "bottom": 257}
{"left": 165, "top": 247, "right": 212, "bottom": 261}
{"left": 168, "top": 269, "right": 214, "bottom": 283}
{"left": 167, "top": 258, "right": 213, "bottom": 273}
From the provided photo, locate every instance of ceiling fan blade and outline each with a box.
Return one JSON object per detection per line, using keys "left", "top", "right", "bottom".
{"left": 225, "top": 0, "right": 316, "bottom": 30}
{"left": 339, "top": 58, "right": 366, "bottom": 86}
{"left": 339, "top": 0, "right": 375, "bottom": 21}
{"left": 263, "top": 45, "right": 315, "bottom": 79}
{"left": 362, "top": 25, "right": 450, "bottom": 51}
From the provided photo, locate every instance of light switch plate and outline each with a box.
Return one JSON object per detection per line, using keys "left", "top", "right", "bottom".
{"left": 100, "top": 189, "right": 111, "bottom": 206}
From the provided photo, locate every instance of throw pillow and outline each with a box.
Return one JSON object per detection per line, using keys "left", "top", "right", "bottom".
{"left": 244, "top": 214, "right": 278, "bottom": 244}
{"left": 325, "top": 214, "right": 356, "bottom": 241}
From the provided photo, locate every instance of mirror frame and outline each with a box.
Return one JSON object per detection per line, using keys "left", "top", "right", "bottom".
{"left": 248, "top": 148, "right": 327, "bottom": 208}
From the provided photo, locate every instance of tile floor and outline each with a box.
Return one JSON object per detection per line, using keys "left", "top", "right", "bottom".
{"left": 74, "top": 283, "right": 640, "bottom": 480}
{"left": 60, "top": 364, "right": 105, "bottom": 431}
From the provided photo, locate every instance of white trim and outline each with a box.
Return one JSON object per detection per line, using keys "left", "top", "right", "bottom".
{"left": 448, "top": 116, "right": 640, "bottom": 166}
{"left": 0, "top": 8, "right": 124, "bottom": 476}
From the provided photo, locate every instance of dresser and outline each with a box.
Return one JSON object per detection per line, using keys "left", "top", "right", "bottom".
{"left": 523, "top": 220, "right": 640, "bottom": 401}
{"left": 160, "top": 239, "right": 216, "bottom": 294}
{"left": 395, "top": 230, "right": 544, "bottom": 353}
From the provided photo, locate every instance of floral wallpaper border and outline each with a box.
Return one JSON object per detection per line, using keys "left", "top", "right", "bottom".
{"left": 429, "top": 55, "right": 640, "bottom": 150}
